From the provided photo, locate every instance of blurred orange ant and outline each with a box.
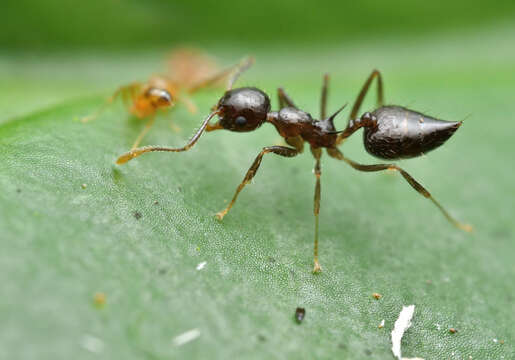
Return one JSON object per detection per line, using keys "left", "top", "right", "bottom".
{"left": 82, "top": 49, "right": 250, "bottom": 150}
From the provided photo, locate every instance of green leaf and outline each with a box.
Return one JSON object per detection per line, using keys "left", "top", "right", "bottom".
{"left": 1, "top": 34, "right": 514, "bottom": 359}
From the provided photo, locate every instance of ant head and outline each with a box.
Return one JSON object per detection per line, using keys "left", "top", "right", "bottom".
{"left": 145, "top": 87, "right": 173, "bottom": 108}
{"left": 215, "top": 87, "right": 270, "bottom": 132}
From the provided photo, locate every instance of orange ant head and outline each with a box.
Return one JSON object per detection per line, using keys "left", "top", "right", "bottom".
{"left": 145, "top": 87, "right": 174, "bottom": 109}
{"left": 214, "top": 87, "right": 270, "bottom": 132}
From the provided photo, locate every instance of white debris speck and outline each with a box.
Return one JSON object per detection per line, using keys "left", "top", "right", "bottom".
{"left": 172, "top": 328, "right": 200, "bottom": 346}
{"left": 379, "top": 319, "right": 385, "bottom": 328}
{"left": 391, "top": 305, "right": 416, "bottom": 360}
{"left": 435, "top": 323, "right": 441, "bottom": 330}
{"left": 493, "top": 338, "right": 498, "bottom": 343}
{"left": 80, "top": 334, "right": 104, "bottom": 353}
{"left": 196, "top": 261, "right": 207, "bottom": 270}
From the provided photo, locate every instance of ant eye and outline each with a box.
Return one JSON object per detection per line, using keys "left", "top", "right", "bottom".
{"left": 235, "top": 116, "right": 247, "bottom": 126}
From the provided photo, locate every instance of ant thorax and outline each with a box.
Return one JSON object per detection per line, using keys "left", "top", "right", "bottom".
{"left": 267, "top": 107, "right": 338, "bottom": 148}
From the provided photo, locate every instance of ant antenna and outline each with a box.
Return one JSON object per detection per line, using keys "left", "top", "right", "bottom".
{"left": 226, "top": 57, "right": 255, "bottom": 90}
{"left": 116, "top": 110, "right": 219, "bottom": 164}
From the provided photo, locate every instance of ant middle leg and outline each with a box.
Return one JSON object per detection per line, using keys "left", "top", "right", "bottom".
{"left": 311, "top": 147, "right": 323, "bottom": 273}
{"left": 215, "top": 146, "right": 298, "bottom": 220}
{"left": 327, "top": 148, "right": 472, "bottom": 232}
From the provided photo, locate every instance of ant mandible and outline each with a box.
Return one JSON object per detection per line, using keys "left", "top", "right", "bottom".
{"left": 116, "top": 61, "right": 472, "bottom": 273}
{"left": 82, "top": 49, "right": 248, "bottom": 150}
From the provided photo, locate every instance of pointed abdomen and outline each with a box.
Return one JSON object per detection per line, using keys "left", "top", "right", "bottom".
{"left": 363, "top": 105, "right": 462, "bottom": 160}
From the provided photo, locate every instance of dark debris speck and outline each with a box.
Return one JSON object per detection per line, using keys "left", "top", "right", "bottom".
{"left": 257, "top": 334, "right": 266, "bottom": 342}
{"left": 133, "top": 211, "right": 142, "bottom": 220}
{"left": 295, "top": 307, "right": 306, "bottom": 323}
{"left": 154, "top": 200, "right": 159, "bottom": 205}
{"left": 16, "top": 188, "right": 22, "bottom": 193}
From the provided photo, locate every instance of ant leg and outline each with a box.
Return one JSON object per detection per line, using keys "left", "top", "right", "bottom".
{"left": 215, "top": 146, "right": 298, "bottom": 220}
{"left": 336, "top": 70, "right": 383, "bottom": 144}
{"left": 311, "top": 147, "right": 323, "bottom": 273}
{"left": 130, "top": 115, "right": 155, "bottom": 150}
{"left": 349, "top": 69, "right": 384, "bottom": 120}
{"left": 320, "top": 73, "right": 329, "bottom": 119}
{"left": 116, "top": 110, "right": 219, "bottom": 164}
{"left": 226, "top": 57, "right": 255, "bottom": 90}
{"left": 277, "top": 88, "right": 297, "bottom": 109}
{"left": 187, "top": 58, "right": 248, "bottom": 94}
{"left": 177, "top": 95, "right": 198, "bottom": 114}
{"left": 327, "top": 148, "right": 472, "bottom": 232}
{"left": 81, "top": 83, "right": 141, "bottom": 123}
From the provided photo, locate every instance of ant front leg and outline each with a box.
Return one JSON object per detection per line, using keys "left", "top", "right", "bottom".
{"left": 81, "top": 82, "right": 141, "bottom": 123}
{"left": 215, "top": 146, "right": 299, "bottom": 220}
{"left": 327, "top": 148, "right": 472, "bottom": 232}
{"left": 311, "top": 147, "right": 323, "bottom": 273}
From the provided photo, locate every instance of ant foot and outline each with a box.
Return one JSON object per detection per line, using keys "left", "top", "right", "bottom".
{"left": 215, "top": 210, "right": 227, "bottom": 221}
{"left": 458, "top": 222, "right": 474, "bottom": 233}
{"left": 313, "top": 260, "right": 322, "bottom": 274}
{"left": 116, "top": 151, "right": 136, "bottom": 165}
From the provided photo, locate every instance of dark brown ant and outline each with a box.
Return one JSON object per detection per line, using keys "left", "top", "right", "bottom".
{"left": 116, "top": 63, "right": 472, "bottom": 273}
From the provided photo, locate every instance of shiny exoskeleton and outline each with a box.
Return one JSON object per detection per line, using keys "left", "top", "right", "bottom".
{"left": 116, "top": 65, "right": 472, "bottom": 273}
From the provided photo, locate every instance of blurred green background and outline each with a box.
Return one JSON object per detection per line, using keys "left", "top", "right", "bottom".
{"left": 1, "top": 1, "right": 514, "bottom": 360}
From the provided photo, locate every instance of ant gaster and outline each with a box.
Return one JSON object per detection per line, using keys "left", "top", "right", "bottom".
{"left": 116, "top": 61, "right": 472, "bottom": 273}
{"left": 82, "top": 49, "right": 245, "bottom": 150}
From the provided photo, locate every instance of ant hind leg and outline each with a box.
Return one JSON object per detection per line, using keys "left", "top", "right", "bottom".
{"left": 327, "top": 147, "right": 472, "bottom": 232}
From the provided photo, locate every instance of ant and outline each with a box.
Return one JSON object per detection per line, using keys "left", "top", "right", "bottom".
{"left": 116, "top": 62, "right": 472, "bottom": 273}
{"left": 82, "top": 49, "right": 249, "bottom": 150}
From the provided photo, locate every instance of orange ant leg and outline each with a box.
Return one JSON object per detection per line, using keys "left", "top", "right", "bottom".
{"left": 215, "top": 146, "right": 298, "bottom": 220}
{"left": 311, "top": 147, "right": 323, "bottom": 273}
{"left": 116, "top": 110, "right": 218, "bottom": 164}
{"left": 131, "top": 115, "right": 155, "bottom": 150}
{"left": 81, "top": 82, "right": 142, "bottom": 123}
{"left": 320, "top": 73, "right": 329, "bottom": 120}
{"left": 187, "top": 63, "right": 237, "bottom": 94}
{"left": 178, "top": 96, "right": 198, "bottom": 114}
{"left": 327, "top": 147, "right": 472, "bottom": 232}
{"left": 226, "top": 57, "right": 255, "bottom": 90}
